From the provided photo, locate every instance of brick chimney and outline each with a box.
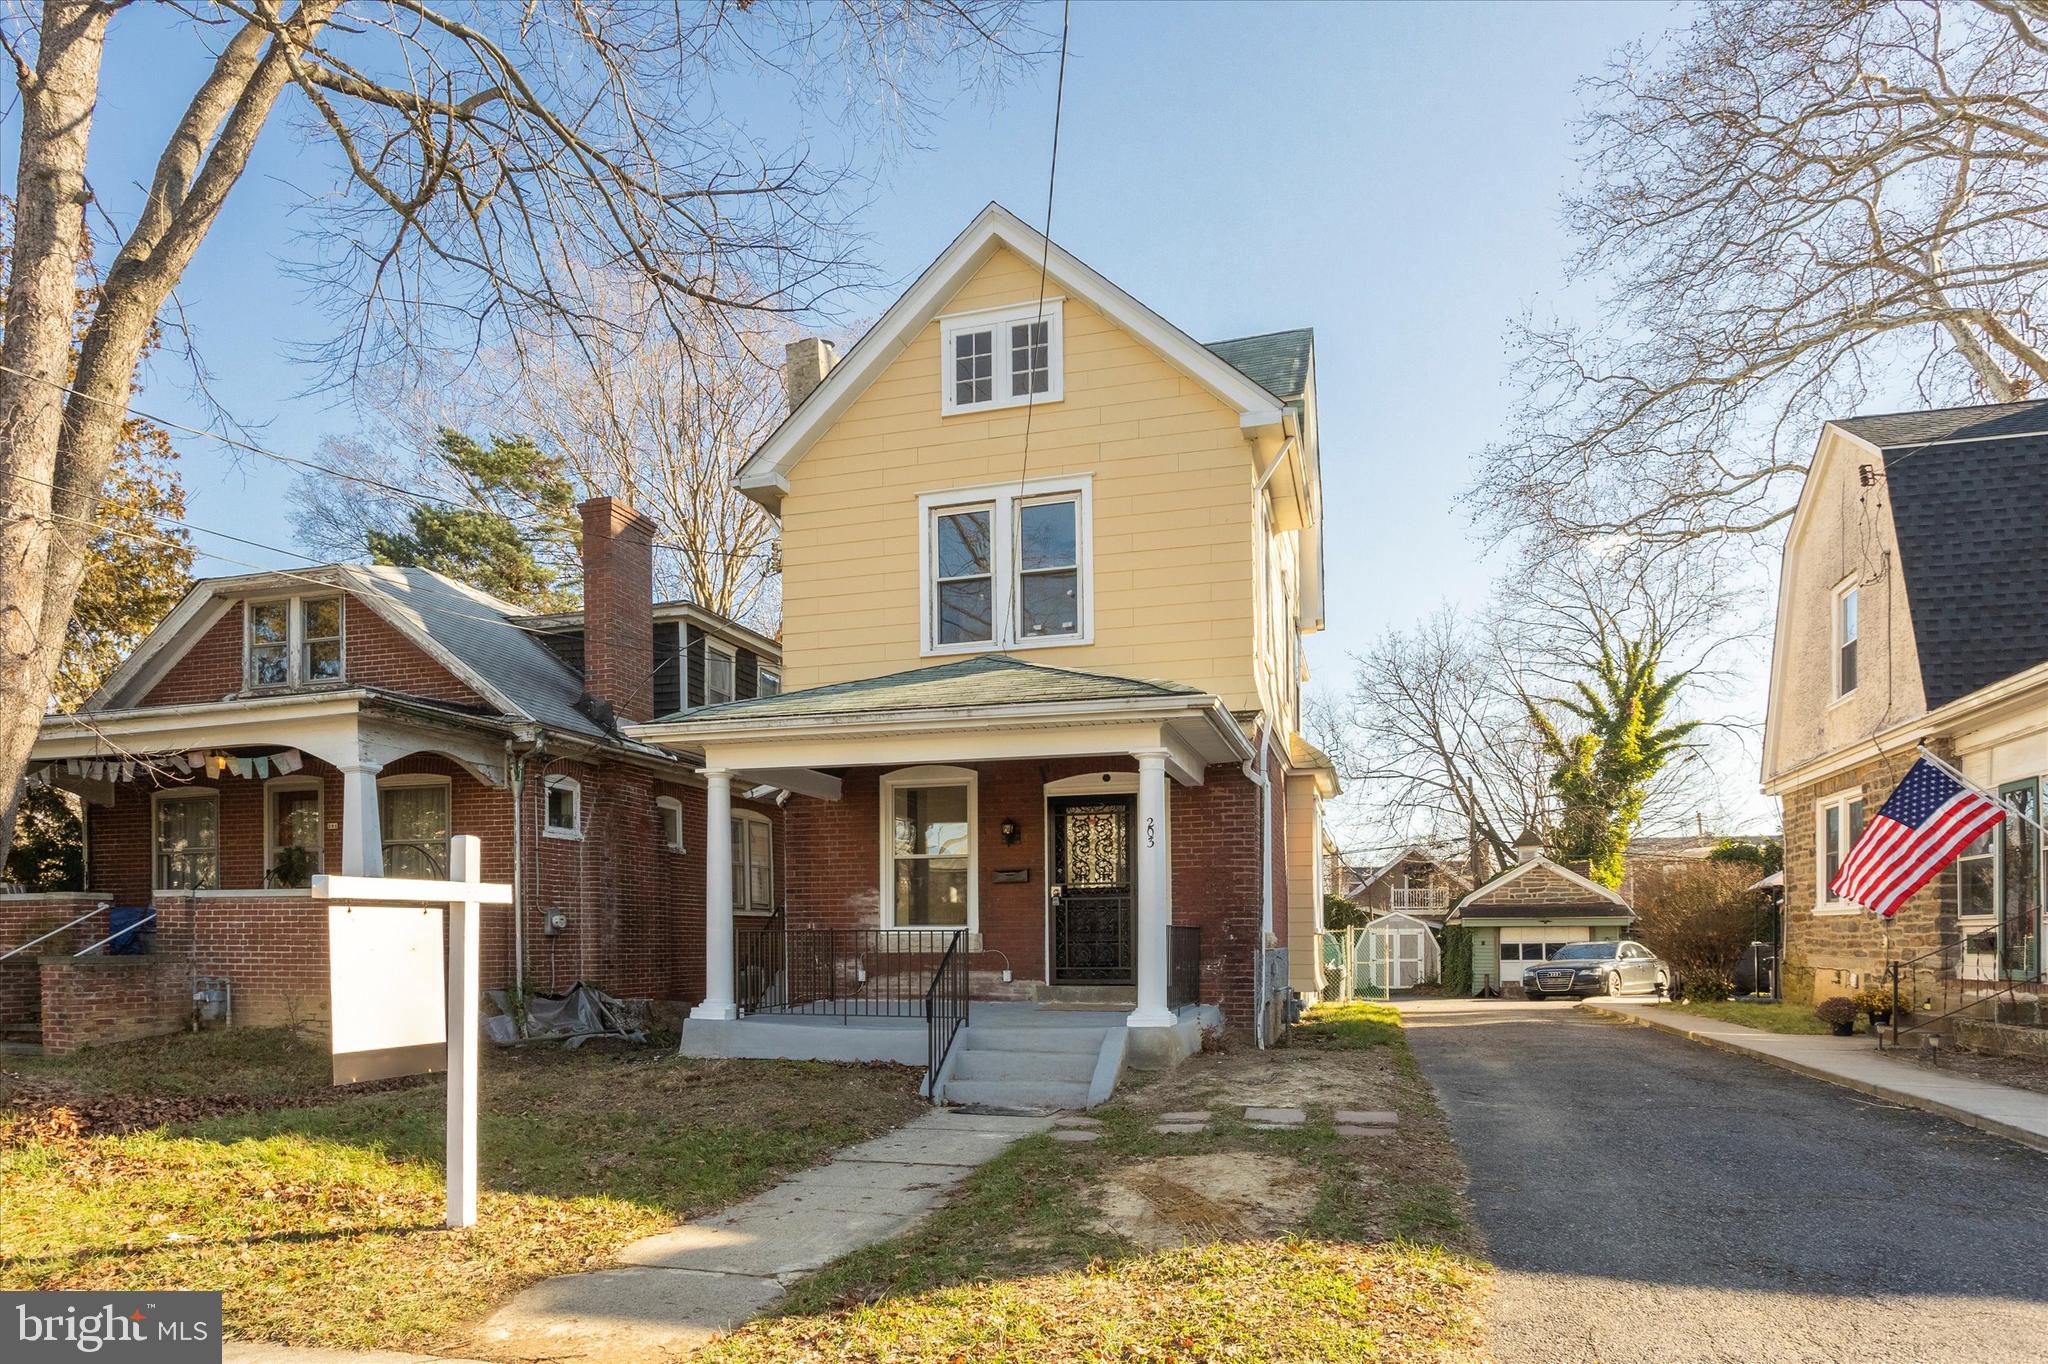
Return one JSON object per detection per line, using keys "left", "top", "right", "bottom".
{"left": 784, "top": 337, "right": 839, "bottom": 413}
{"left": 578, "top": 496, "right": 656, "bottom": 724}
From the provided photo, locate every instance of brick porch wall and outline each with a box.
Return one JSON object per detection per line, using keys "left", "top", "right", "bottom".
{"left": 1780, "top": 742, "right": 1953, "bottom": 1004}
{"left": 780, "top": 757, "right": 1263, "bottom": 1017}
{"left": 0, "top": 896, "right": 109, "bottom": 1027}
{"left": 39, "top": 955, "right": 196, "bottom": 1054}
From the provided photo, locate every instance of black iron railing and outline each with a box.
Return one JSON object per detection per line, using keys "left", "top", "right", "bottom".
{"left": 925, "top": 931, "right": 969, "bottom": 1098}
{"left": 1885, "top": 938, "right": 2045, "bottom": 1047}
{"left": 1168, "top": 924, "right": 1201, "bottom": 1010}
{"left": 735, "top": 923, "right": 968, "bottom": 1020}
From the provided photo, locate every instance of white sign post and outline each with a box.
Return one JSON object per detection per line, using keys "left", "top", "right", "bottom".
{"left": 313, "top": 833, "right": 511, "bottom": 1230}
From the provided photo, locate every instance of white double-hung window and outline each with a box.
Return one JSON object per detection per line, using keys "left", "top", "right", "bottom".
{"left": 939, "top": 300, "right": 1064, "bottom": 415}
{"left": 246, "top": 594, "right": 345, "bottom": 689}
{"left": 922, "top": 478, "right": 1090, "bottom": 653}
{"left": 1816, "top": 789, "right": 1866, "bottom": 912}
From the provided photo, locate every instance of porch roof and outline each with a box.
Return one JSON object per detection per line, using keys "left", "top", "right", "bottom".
{"left": 649, "top": 654, "right": 1204, "bottom": 725}
{"left": 629, "top": 655, "right": 1253, "bottom": 791}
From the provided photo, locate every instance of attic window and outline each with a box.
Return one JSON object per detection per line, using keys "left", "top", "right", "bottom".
{"left": 246, "top": 594, "right": 345, "bottom": 690}
{"left": 939, "top": 300, "right": 1064, "bottom": 415}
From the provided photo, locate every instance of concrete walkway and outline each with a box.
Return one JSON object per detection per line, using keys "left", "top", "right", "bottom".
{"left": 467, "top": 1108, "right": 1051, "bottom": 1362}
{"left": 1583, "top": 999, "right": 2048, "bottom": 1153}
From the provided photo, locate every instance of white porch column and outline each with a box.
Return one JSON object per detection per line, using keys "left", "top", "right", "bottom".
{"left": 693, "top": 768, "right": 738, "bottom": 1021}
{"left": 338, "top": 762, "right": 384, "bottom": 876}
{"left": 1129, "top": 748, "right": 1175, "bottom": 1029}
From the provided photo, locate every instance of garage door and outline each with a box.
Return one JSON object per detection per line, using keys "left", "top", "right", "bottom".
{"left": 1499, "top": 926, "right": 1591, "bottom": 994}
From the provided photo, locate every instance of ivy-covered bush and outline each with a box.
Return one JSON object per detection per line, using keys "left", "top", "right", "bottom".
{"left": 1439, "top": 925, "right": 1473, "bottom": 996}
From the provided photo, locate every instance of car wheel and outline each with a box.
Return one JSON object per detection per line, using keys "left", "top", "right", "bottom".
{"left": 1605, "top": 971, "right": 1624, "bottom": 997}
{"left": 1654, "top": 970, "right": 1670, "bottom": 997}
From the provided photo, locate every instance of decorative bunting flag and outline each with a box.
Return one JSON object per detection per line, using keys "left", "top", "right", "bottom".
{"left": 274, "top": 750, "right": 303, "bottom": 775}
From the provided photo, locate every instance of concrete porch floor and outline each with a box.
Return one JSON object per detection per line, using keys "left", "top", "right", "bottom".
{"left": 679, "top": 1001, "right": 1129, "bottom": 1067}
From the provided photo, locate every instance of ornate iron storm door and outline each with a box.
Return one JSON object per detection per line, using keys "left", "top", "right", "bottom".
{"left": 1050, "top": 795, "right": 1135, "bottom": 985}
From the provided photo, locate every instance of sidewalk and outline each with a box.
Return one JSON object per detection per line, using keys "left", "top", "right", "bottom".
{"left": 464, "top": 1108, "right": 1051, "bottom": 1363}
{"left": 1583, "top": 1000, "right": 2048, "bottom": 1154}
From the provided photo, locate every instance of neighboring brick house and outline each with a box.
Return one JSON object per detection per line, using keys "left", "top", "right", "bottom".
{"left": 632, "top": 203, "right": 1339, "bottom": 1097}
{"left": 5, "top": 497, "right": 780, "bottom": 1050}
{"left": 1445, "top": 832, "right": 1636, "bottom": 995}
{"left": 1763, "top": 400, "right": 2048, "bottom": 1003}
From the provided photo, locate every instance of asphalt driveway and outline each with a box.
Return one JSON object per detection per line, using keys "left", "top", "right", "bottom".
{"left": 1401, "top": 997, "right": 2048, "bottom": 1364}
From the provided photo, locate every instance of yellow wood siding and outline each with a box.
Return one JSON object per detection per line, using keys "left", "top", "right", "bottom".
{"left": 778, "top": 247, "right": 1265, "bottom": 708}
{"left": 1284, "top": 773, "right": 1324, "bottom": 993}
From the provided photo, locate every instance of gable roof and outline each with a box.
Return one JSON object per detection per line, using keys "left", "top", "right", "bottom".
{"left": 1831, "top": 399, "right": 2048, "bottom": 450}
{"left": 1448, "top": 853, "right": 1634, "bottom": 923}
{"left": 646, "top": 652, "right": 1203, "bottom": 726}
{"left": 91, "top": 564, "right": 617, "bottom": 744}
{"left": 1354, "top": 845, "right": 1472, "bottom": 895}
{"left": 735, "top": 203, "right": 1293, "bottom": 513}
{"left": 1206, "top": 329, "right": 1313, "bottom": 406}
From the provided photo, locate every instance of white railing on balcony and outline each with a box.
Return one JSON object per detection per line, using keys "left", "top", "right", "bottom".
{"left": 1389, "top": 887, "right": 1450, "bottom": 912}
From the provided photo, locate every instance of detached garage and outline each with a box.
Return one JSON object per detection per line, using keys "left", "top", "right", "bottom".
{"left": 1448, "top": 831, "right": 1636, "bottom": 995}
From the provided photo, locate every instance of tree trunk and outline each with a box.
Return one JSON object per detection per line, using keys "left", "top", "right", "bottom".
{"left": 0, "top": 0, "right": 110, "bottom": 851}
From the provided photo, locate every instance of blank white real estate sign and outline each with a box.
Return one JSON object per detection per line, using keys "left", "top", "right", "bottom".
{"left": 328, "top": 903, "right": 446, "bottom": 1084}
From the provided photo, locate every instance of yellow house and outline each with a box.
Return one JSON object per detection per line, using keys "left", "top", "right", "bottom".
{"left": 635, "top": 204, "right": 1337, "bottom": 1104}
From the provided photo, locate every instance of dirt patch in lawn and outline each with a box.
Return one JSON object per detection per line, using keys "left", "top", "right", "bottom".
{"left": 1095, "top": 1152, "right": 1314, "bottom": 1249}
{"left": 1128, "top": 1031, "right": 1403, "bottom": 1118}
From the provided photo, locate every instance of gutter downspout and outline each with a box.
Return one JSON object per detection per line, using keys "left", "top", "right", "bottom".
{"left": 1242, "top": 719, "right": 1273, "bottom": 1050}
{"left": 506, "top": 727, "right": 546, "bottom": 999}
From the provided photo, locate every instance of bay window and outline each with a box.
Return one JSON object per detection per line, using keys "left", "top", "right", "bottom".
{"left": 922, "top": 480, "right": 1090, "bottom": 653}
{"left": 939, "top": 300, "right": 1064, "bottom": 415}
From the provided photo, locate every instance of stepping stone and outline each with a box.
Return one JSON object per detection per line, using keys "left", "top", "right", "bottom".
{"left": 1243, "top": 1106, "right": 1306, "bottom": 1125}
{"left": 1152, "top": 1122, "right": 1206, "bottom": 1135}
{"left": 1336, "top": 1124, "right": 1398, "bottom": 1138}
{"left": 1053, "top": 1115, "right": 1101, "bottom": 1128}
{"left": 1051, "top": 1128, "right": 1099, "bottom": 1143}
{"left": 1159, "top": 1110, "right": 1212, "bottom": 1123}
{"left": 1335, "top": 1109, "right": 1398, "bottom": 1126}
{"left": 1247, "top": 1122, "right": 1299, "bottom": 1131}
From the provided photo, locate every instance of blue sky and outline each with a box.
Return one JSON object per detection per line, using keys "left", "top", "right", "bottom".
{"left": 49, "top": 2, "right": 1776, "bottom": 834}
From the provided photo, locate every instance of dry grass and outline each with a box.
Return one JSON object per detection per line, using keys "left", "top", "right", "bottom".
{"left": 702, "top": 1003, "right": 1490, "bottom": 1364}
{"left": 0, "top": 1030, "right": 925, "bottom": 1351}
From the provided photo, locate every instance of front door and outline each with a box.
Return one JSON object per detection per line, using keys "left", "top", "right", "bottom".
{"left": 1050, "top": 795, "right": 1135, "bottom": 985}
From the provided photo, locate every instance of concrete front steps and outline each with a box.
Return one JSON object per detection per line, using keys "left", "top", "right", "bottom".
{"left": 933, "top": 1017, "right": 1124, "bottom": 1112}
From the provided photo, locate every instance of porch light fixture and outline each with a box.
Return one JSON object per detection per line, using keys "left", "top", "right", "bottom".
{"left": 999, "top": 817, "right": 1020, "bottom": 845}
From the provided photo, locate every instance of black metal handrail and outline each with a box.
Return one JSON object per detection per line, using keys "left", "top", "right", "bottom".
{"left": 924, "top": 930, "right": 968, "bottom": 1100}
{"left": 735, "top": 923, "right": 968, "bottom": 1020}
{"left": 1887, "top": 938, "right": 2044, "bottom": 1047}
{"left": 1168, "top": 924, "right": 1201, "bottom": 1010}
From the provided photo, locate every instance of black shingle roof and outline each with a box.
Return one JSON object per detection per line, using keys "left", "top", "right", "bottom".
{"left": 1880, "top": 428, "right": 2048, "bottom": 708}
{"left": 1205, "top": 329, "right": 1313, "bottom": 403}
{"left": 1833, "top": 399, "right": 2048, "bottom": 449}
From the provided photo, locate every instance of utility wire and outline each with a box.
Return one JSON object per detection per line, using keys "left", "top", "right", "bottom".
{"left": 1014, "top": 0, "right": 1070, "bottom": 504}
{"left": 0, "top": 358, "right": 775, "bottom": 562}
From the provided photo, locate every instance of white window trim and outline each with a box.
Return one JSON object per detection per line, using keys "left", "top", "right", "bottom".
{"left": 879, "top": 765, "right": 978, "bottom": 932}
{"left": 703, "top": 639, "right": 737, "bottom": 707}
{"left": 261, "top": 775, "right": 325, "bottom": 885}
{"left": 939, "top": 298, "right": 1065, "bottom": 416}
{"left": 244, "top": 593, "right": 347, "bottom": 691}
{"left": 377, "top": 773, "right": 454, "bottom": 878}
{"left": 543, "top": 774, "right": 584, "bottom": 840}
{"left": 1814, "top": 787, "right": 1865, "bottom": 915}
{"left": 919, "top": 477, "right": 1093, "bottom": 656}
{"left": 733, "top": 809, "right": 775, "bottom": 915}
{"left": 1829, "top": 576, "right": 1859, "bottom": 704}
{"left": 152, "top": 788, "right": 220, "bottom": 892}
{"left": 656, "top": 794, "right": 686, "bottom": 853}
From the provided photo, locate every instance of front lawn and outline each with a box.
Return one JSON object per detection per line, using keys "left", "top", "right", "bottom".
{"left": 700, "top": 1002, "right": 1490, "bottom": 1363}
{"left": 0, "top": 1029, "right": 924, "bottom": 1351}
{"left": 1662, "top": 999, "right": 1842, "bottom": 1035}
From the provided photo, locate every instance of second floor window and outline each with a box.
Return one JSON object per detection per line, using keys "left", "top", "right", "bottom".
{"left": 757, "top": 667, "right": 781, "bottom": 698}
{"left": 1834, "top": 582, "right": 1859, "bottom": 698}
{"left": 924, "top": 481, "right": 1090, "bottom": 652}
{"left": 246, "top": 594, "right": 345, "bottom": 689}
{"left": 704, "top": 642, "right": 736, "bottom": 706}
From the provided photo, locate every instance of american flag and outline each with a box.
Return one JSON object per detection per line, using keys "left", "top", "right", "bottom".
{"left": 1831, "top": 758, "right": 2007, "bottom": 919}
